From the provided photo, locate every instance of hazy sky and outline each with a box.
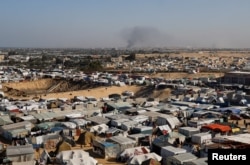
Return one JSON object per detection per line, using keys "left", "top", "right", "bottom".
{"left": 1, "top": 0, "right": 250, "bottom": 48}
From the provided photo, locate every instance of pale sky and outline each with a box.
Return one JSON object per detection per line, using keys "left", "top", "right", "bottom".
{"left": 0, "top": 0, "right": 250, "bottom": 48}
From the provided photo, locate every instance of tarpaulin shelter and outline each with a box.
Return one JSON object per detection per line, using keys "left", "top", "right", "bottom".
{"left": 75, "top": 131, "right": 95, "bottom": 146}
{"left": 55, "top": 149, "right": 97, "bottom": 165}
{"left": 201, "top": 123, "right": 231, "bottom": 133}
{"left": 119, "top": 146, "right": 150, "bottom": 162}
{"left": 127, "top": 152, "right": 162, "bottom": 165}
{"left": 141, "top": 158, "right": 161, "bottom": 165}
{"left": 92, "top": 139, "right": 120, "bottom": 159}
{"left": 54, "top": 140, "right": 72, "bottom": 155}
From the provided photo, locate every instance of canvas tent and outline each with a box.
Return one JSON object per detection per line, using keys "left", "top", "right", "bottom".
{"left": 54, "top": 140, "right": 72, "bottom": 155}
{"left": 76, "top": 131, "right": 95, "bottom": 147}
{"left": 156, "top": 114, "right": 181, "bottom": 129}
{"left": 127, "top": 152, "right": 162, "bottom": 165}
{"left": 93, "top": 139, "right": 120, "bottom": 159}
{"left": 67, "top": 157, "right": 98, "bottom": 165}
{"left": 55, "top": 149, "right": 97, "bottom": 165}
{"left": 90, "top": 124, "right": 109, "bottom": 135}
{"left": 119, "top": 146, "right": 150, "bottom": 162}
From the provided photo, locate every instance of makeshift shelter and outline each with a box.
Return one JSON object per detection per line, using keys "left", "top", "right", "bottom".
{"left": 67, "top": 157, "right": 98, "bottom": 165}
{"left": 119, "top": 146, "right": 150, "bottom": 162}
{"left": 53, "top": 140, "right": 72, "bottom": 155}
{"left": 0, "top": 121, "right": 33, "bottom": 140}
{"left": 6, "top": 144, "right": 34, "bottom": 163}
{"left": 131, "top": 126, "right": 152, "bottom": 134}
{"left": 127, "top": 152, "right": 162, "bottom": 165}
{"left": 152, "top": 132, "right": 186, "bottom": 155}
{"left": 76, "top": 131, "right": 95, "bottom": 147}
{"left": 106, "top": 135, "right": 136, "bottom": 152}
{"left": 70, "top": 118, "right": 90, "bottom": 127}
{"left": 31, "top": 133, "right": 60, "bottom": 149}
{"left": 201, "top": 123, "right": 231, "bottom": 133}
{"left": 141, "top": 158, "right": 161, "bottom": 165}
{"left": 166, "top": 153, "right": 197, "bottom": 165}
{"left": 0, "top": 115, "right": 14, "bottom": 126}
{"left": 11, "top": 161, "right": 35, "bottom": 165}
{"left": 15, "top": 115, "right": 37, "bottom": 124}
{"left": 156, "top": 114, "right": 181, "bottom": 129}
{"left": 161, "top": 146, "right": 187, "bottom": 165}
{"left": 92, "top": 139, "right": 120, "bottom": 159}
{"left": 86, "top": 116, "right": 110, "bottom": 125}
{"left": 121, "top": 120, "right": 139, "bottom": 131}
{"left": 111, "top": 118, "right": 130, "bottom": 127}
{"left": 191, "top": 133, "right": 212, "bottom": 145}
{"left": 55, "top": 149, "right": 97, "bottom": 165}
{"left": 214, "top": 107, "right": 241, "bottom": 114}
{"left": 127, "top": 133, "right": 151, "bottom": 146}
{"left": 90, "top": 124, "right": 109, "bottom": 135}
{"left": 178, "top": 127, "right": 200, "bottom": 137}
{"left": 56, "top": 122, "right": 77, "bottom": 129}
{"left": 183, "top": 157, "right": 208, "bottom": 165}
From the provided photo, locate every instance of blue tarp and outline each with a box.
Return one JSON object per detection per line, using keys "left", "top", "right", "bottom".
{"left": 214, "top": 107, "right": 241, "bottom": 114}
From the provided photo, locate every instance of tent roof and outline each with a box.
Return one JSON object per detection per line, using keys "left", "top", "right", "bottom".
{"left": 6, "top": 144, "right": 34, "bottom": 156}
{"left": 202, "top": 123, "right": 231, "bottom": 132}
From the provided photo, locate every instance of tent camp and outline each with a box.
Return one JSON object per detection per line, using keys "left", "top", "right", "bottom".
{"left": 75, "top": 131, "right": 95, "bottom": 147}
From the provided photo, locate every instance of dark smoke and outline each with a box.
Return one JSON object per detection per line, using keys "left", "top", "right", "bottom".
{"left": 121, "top": 26, "right": 173, "bottom": 48}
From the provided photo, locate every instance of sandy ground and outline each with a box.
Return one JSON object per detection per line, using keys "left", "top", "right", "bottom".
{"left": 3, "top": 72, "right": 223, "bottom": 101}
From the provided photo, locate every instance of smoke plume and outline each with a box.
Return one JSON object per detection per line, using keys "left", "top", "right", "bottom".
{"left": 121, "top": 26, "right": 173, "bottom": 48}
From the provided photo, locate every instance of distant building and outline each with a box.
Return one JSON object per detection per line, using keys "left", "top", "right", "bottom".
{"left": 222, "top": 71, "right": 250, "bottom": 85}
{"left": 110, "top": 56, "right": 123, "bottom": 63}
{"left": 0, "top": 55, "right": 5, "bottom": 62}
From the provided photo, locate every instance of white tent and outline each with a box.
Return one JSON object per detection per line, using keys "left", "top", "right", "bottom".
{"left": 90, "top": 123, "right": 109, "bottom": 134}
{"left": 61, "top": 122, "right": 77, "bottom": 129}
{"left": 67, "top": 157, "right": 98, "bottom": 165}
{"left": 128, "top": 152, "right": 162, "bottom": 165}
{"left": 120, "top": 146, "right": 150, "bottom": 161}
{"left": 56, "top": 149, "right": 97, "bottom": 165}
